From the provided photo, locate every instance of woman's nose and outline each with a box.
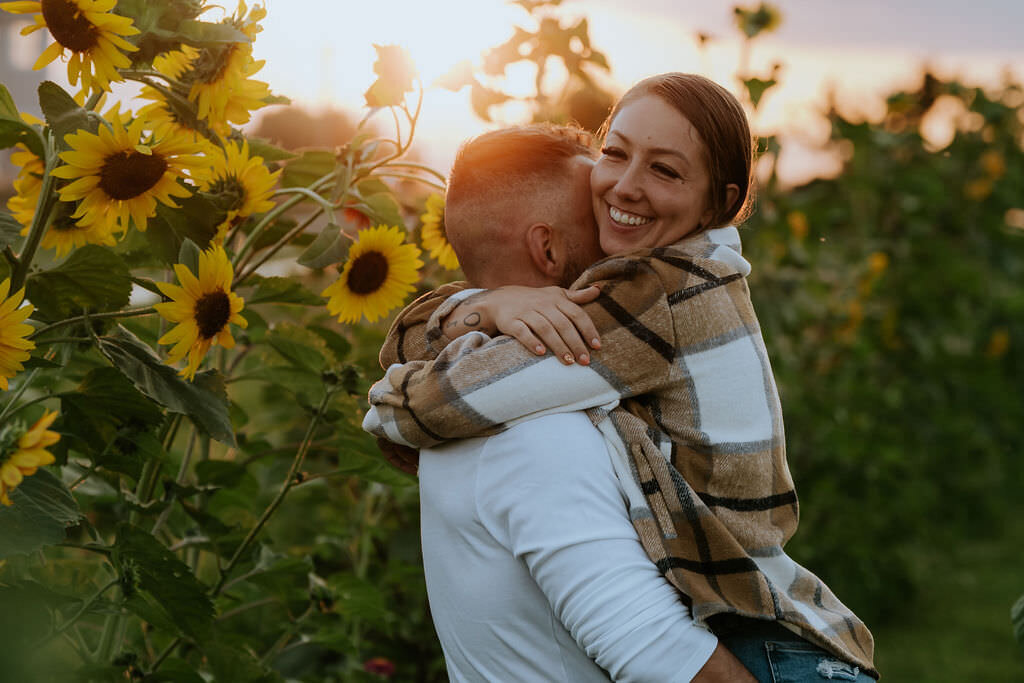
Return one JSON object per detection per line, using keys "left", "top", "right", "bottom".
{"left": 612, "top": 162, "right": 644, "bottom": 202}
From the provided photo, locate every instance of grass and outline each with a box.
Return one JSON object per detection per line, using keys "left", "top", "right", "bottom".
{"left": 872, "top": 515, "right": 1024, "bottom": 681}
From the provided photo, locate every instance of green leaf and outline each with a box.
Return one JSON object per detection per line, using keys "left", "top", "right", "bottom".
{"left": 25, "top": 245, "right": 132, "bottom": 320}
{"left": 59, "top": 367, "right": 165, "bottom": 452}
{"left": 143, "top": 659, "right": 207, "bottom": 683}
{"left": 328, "top": 573, "right": 389, "bottom": 627}
{"left": 743, "top": 76, "right": 778, "bottom": 109}
{"left": 335, "top": 438, "right": 415, "bottom": 487}
{"left": 297, "top": 222, "right": 349, "bottom": 269}
{"left": 37, "top": 81, "right": 101, "bottom": 145}
{"left": 177, "top": 19, "right": 251, "bottom": 44}
{"left": 281, "top": 149, "right": 336, "bottom": 188}
{"left": 356, "top": 192, "right": 404, "bottom": 229}
{"left": 0, "top": 469, "right": 82, "bottom": 559}
{"left": 202, "top": 641, "right": 280, "bottom": 683}
{"left": 96, "top": 326, "right": 236, "bottom": 445}
{"left": 247, "top": 137, "right": 296, "bottom": 162}
{"left": 0, "top": 84, "right": 44, "bottom": 156}
{"left": 307, "top": 324, "right": 352, "bottom": 361}
{"left": 266, "top": 324, "right": 328, "bottom": 372}
{"left": 113, "top": 524, "right": 214, "bottom": 639}
{"left": 0, "top": 213, "right": 23, "bottom": 251}
{"left": 244, "top": 274, "right": 323, "bottom": 305}
{"left": 149, "top": 190, "right": 226, "bottom": 254}
{"left": 177, "top": 238, "right": 202, "bottom": 276}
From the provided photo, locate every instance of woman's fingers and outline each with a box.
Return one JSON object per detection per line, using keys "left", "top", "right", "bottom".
{"left": 506, "top": 318, "right": 548, "bottom": 356}
{"left": 519, "top": 311, "right": 576, "bottom": 364}
{"left": 557, "top": 299, "right": 601, "bottom": 352}
{"left": 565, "top": 285, "right": 601, "bottom": 305}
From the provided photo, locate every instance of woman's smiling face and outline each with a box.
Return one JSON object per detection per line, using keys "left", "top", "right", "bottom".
{"left": 591, "top": 94, "right": 714, "bottom": 254}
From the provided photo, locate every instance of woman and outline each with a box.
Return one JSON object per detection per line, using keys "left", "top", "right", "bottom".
{"left": 367, "top": 73, "right": 877, "bottom": 681}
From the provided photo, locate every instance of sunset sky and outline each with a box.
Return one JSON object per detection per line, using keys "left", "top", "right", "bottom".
{"left": 251, "top": 0, "right": 1024, "bottom": 181}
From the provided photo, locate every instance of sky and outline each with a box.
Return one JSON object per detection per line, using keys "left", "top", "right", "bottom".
{"left": 2, "top": 1, "right": 1022, "bottom": 184}
{"left": 249, "top": 0, "right": 1024, "bottom": 182}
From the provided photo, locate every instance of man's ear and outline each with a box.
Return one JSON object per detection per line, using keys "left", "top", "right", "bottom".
{"left": 525, "top": 223, "right": 562, "bottom": 280}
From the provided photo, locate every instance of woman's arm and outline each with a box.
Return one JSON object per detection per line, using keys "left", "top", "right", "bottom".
{"left": 363, "top": 257, "right": 677, "bottom": 448}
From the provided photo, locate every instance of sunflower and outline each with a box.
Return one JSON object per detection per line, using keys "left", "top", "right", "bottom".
{"left": 201, "top": 138, "right": 280, "bottom": 242}
{"left": 321, "top": 225, "right": 423, "bottom": 324}
{"left": 6, "top": 143, "right": 45, "bottom": 229}
{"left": 0, "top": 410, "right": 59, "bottom": 506}
{"left": 0, "top": 278, "right": 36, "bottom": 391}
{"left": 38, "top": 200, "right": 118, "bottom": 256}
{"left": 151, "top": 2, "right": 270, "bottom": 135}
{"left": 137, "top": 84, "right": 217, "bottom": 150}
{"left": 419, "top": 193, "right": 458, "bottom": 270}
{"left": 0, "top": 0, "right": 139, "bottom": 94}
{"left": 51, "top": 114, "right": 207, "bottom": 235}
{"left": 155, "top": 245, "right": 247, "bottom": 381}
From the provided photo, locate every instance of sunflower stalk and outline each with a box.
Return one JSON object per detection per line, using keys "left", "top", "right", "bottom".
{"left": 37, "top": 578, "right": 120, "bottom": 648}
{"left": 11, "top": 132, "right": 59, "bottom": 292}
{"left": 211, "top": 389, "right": 334, "bottom": 596}
{"left": 152, "top": 390, "right": 334, "bottom": 673}
{"left": 231, "top": 170, "right": 338, "bottom": 270}
{"left": 29, "top": 306, "right": 156, "bottom": 340}
{"left": 235, "top": 207, "right": 325, "bottom": 286}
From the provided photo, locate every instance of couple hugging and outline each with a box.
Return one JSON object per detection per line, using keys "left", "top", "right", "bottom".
{"left": 363, "top": 73, "right": 878, "bottom": 682}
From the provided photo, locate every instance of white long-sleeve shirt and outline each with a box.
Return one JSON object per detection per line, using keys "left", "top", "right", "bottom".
{"left": 419, "top": 412, "right": 718, "bottom": 682}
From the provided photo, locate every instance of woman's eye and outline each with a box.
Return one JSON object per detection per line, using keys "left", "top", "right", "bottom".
{"left": 600, "top": 147, "right": 625, "bottom": 159}
{"left": 653, "top": 164, "right": 681, "bottom": 179}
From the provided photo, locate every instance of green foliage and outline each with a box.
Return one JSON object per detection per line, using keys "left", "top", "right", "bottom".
{"left": 743, "top": 75, "right": 1024, "bottom": 627}
{"left": 0, "top": 468, "right": 81, "bottom": 559}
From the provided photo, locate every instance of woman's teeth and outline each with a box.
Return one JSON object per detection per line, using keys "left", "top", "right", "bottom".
{"left": 609, "top": 206, "right": 653, "bottom": 226}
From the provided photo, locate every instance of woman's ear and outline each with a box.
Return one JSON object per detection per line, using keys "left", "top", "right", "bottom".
{"left": 702, "top": 183, "right": 742, "bottom": 228}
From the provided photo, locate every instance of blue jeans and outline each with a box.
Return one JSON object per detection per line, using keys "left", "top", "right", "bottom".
{"left": 708, "top": 615, "right": 878, "bottom": 683}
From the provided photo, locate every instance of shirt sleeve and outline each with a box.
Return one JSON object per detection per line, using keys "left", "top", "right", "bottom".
{"left": 363, "top": 257, "right": 677, "bottom": 448}
{"left": 477, "top": 413, "right": 718, "bottom": 682}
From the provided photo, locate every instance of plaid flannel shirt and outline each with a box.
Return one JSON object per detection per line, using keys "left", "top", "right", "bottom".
{"left": 364, "top": 227, "right": 877, "bottom": 676}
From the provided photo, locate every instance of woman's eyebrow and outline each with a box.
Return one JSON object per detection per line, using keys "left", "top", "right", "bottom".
{"left": 607, "top": 130, "right": 691, "bottom": 166}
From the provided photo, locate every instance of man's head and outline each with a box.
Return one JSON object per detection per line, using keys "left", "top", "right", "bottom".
{"left": 444, "top": 124, "right": 604, "bottom": 288}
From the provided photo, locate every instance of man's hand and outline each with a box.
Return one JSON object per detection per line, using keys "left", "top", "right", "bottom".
{"left": 376, "top": 437, "right": 419, "bottom": 476}
{"left": 691, "top": 643, "right": 758, "bottom": 682}
{"left": 442, "top": 285, "right": 602, "bottom": 365}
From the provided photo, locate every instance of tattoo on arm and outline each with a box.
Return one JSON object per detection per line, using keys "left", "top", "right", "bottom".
{"left": 462, "top": 312, "right": 481, "bottom": 328}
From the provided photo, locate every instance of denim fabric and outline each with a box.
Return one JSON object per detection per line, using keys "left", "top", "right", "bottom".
{"left": 710, "top": 616, "right": 878, "bottom": 682}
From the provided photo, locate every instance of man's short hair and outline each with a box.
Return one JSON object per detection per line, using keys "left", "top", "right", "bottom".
{"left": 445, "top": 124, "right": 595, "bottom": 284}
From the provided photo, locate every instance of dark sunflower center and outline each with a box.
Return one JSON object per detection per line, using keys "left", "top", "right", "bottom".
{"left": 41, "top": 0, "right": 100, "bottom": 52}
{"left": 191, "top": 43, "right": 236, "bottom": 85}
{"left": 209, "top": 176, "right": 246, "bottom": 212}
{"left": 194, "top": 290, "right": 232, "bottom": 339}
{"left": 99, "top": 150, "right": 168, "bottom": 200}
{"left": 347, "top": 251, "right": 389, "bottom": 295}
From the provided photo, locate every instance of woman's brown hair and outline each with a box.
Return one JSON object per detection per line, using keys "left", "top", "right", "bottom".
{"left": 600, "top": 73, "right": 756, "bottom": 230}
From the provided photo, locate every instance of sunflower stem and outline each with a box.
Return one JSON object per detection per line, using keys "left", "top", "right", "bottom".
{"left": 234, "top": 207, "right": 325, "bottom": 286}
{"left": 38, "top": 578, "right": 120, "bottom": 648}
{"left": 12, "top": 132, "right": 59, "bottom": 292}
{"left": 0, "top": 367, "right": 39, "bottom": 424}
{"left": 211, "top": 390, "right": 333, "bottom": 596}
{"left": 271, "top": 186, "right": 337, "bottom": 212}
{"left": 231, "top": 171, "right": 336, "bottom": 270}
{"left": 28, "top": 306, "right": 156, "bottom": 340}
{"left": 373, "top": 171, "right": 446, "bottom": 191}
{"left": 84, "top": 91, "right": 103, "bottom": 111}
{"left": 378, "top": 161, "right": 447, "bottom": 185}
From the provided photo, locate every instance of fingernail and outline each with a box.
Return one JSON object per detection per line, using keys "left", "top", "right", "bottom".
{"left": 591, "top": 338, "right": 601, "bottom": 349}
{"left": 536, "top": 345, "right": 546, "bottom": 355}
{"left": 563, "top": 353, "right": 574, "bottom": 364}
{"left": 579, "top": 353, "right": 589, "bottom": 365}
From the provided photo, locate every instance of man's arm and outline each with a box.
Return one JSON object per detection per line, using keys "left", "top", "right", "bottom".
{"left": 478, "top": 413, "right": 752, "bottom": 682}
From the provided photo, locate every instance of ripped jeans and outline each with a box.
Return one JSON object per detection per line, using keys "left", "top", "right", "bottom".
{"left": 707, "top": 615, "right": 878, "bottom": 683}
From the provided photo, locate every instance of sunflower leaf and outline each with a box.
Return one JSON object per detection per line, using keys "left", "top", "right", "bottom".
{"left": 244, "top": 275, "right": 323, "bottom": 306}
{"left": 25, "top": 245, "right": 133, "bottom": 320}
{"left": 0, "top": 84, "right": 44, "bottom": 157}
{"left": 266, "top": 324, "right": 328, "bottom": 373}
{"left": 112, "top": 524, "right": 214, "bottom": 639}
{"left": 176, "top": 19, "right": 251, "bottom": 44}
{"left": 282, "top": 150, "right": 337, "bottom": 188}
{"left": 353, "top": 192, "right": 403, "bottom": 230}
{"left": 0, "top": 212, "right": 23, "bottom": 251}
{"left": 246, "top": 137, "right": 296, "bottom": 162}
{"left": 96, "top": 326, "right": 236, "bottom": 446}
{"left": 37, "top": 81, "right": 101, "bottom": 146}
{"left": 0, "top": 469, "right": 82, "bottom": 560}
{"left": 297, "top": 223, "right": 348, "bottom": 270}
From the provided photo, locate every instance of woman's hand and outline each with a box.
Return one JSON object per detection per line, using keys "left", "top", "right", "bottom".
{"left": 446, "top": 285, "right": 602, "bottom": 365}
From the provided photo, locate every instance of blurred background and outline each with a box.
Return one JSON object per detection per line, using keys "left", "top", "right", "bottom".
{"left": 2, "top": 0, "right": 1022, "bottom": 680}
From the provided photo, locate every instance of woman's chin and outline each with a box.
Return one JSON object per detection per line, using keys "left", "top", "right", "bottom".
{"left": 599, "top": 219, "right": 652, "bottom": 254}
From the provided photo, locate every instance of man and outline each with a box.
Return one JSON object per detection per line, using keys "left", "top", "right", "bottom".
{"left": 376, "top": 125, "right": 755, "bottom": 681}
